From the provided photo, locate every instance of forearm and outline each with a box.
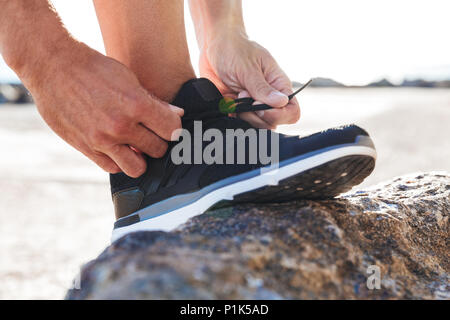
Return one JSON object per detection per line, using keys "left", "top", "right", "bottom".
{"left": 0, "top": 0, "right": 74, "bottom": 82}
{"left": 188, "top": 0, "right": 247, "bottom": 49}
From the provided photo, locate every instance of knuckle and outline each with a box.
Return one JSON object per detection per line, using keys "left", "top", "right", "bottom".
{"left": 110, "top": 118, "right": 130, "bottom": 137}
{"left": 129, "top": 95, "right": 150, "bottom": 118}
{"left": 128, "top": 165, "right": 146, "bottom": 178}
{"left": 88, "top": 130, "right": 108, "bottom": 147}
{"left": 118, "top": 90, "right": 139, "bottom": 106}
{"left": 108, "top": 144, "right": 123, "bottom": 156}
{"left": 134, "top": 164, "right": 147, "bottom": 176}
{"left": 261, "top": 49, "right": 273, "bottom": 61}
{"left": 128, "top": 103, "right": 144, "bottom": 119}
{"left": 254, "top": 81, "right": 271, "bottom": 96}
{"left": 132, "top": 154, "right": 148, "bottom": 174}
{"left": 258, "top": 44, "right": 271, "bottom": 55}
{"left": 252, "top": 79, "right": 265, "bottom": 91}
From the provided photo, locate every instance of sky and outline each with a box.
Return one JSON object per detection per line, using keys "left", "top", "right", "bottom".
{"left": 1, "top": 0, "right": 450, "bottom": 85}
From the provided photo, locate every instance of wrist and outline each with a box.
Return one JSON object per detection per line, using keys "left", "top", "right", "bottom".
{"left": 0, "top": 0, "right": 80, "bottom": 86}
{"left": 190, "top": 0, "right": 247, "bottom": 50}
{"left": 3, "top": 33, "right": 76, "bottom": 82}
{"left": 199, "top": 24, "right": 248, "bottom": 52}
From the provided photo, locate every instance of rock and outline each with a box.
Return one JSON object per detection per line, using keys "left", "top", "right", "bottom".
{"left": 293, "top": 78, "right": 346, "bottom": 88}
{"left": 367, "top": 78, "right": 395, "bottom": 87}
{"left": 66, "top": 172, "right": 449, "bottom": 300}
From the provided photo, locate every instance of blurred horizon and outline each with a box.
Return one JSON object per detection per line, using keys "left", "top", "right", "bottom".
{"left": 1, "top": 0, "right": 450, "bottom": 85}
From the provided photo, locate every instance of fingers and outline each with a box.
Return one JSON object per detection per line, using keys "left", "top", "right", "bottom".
{"left": 244, "top": 71, "right": 289, "bottom": 108}
{"left": 128, "top": 124, "right": 168, "bottom": 158}
{"left": 245, "top": 82, "right": 301, "bottom": 126}
{"left": 89, "top": 152, "right": 121, "bottom": 174}
{"left": 95, "top": 121, "right": 170, "bottom": 177}
{"left": 87, "top": 130, "right": 158, "bottom": 178}
{"left": 273, "top": 86, "right": 301, "bottom": 124}
{"left": 261, "top": 97, "right": 301, "bottom": 126}
{"left": 84, "top": 124, "right": 148, "bottom": 177}
{"left": 105, "top": 144, "right": 147, "bottom": 178}
{"left": 136, "top": 94, "right": 184, "bottom": 141}
{"left": 236, "top": 91, "right": 275, "bottom": 129}
{"left": 168, "top": 104, "right": 185, "bottom": 117}
{"left": 78, "top": 140, "right": 121, "bottom": 174}
{"left": 86, "top": 93, "right": 182, "bottom": 177}
{"left": 101, "top": 94, "right": 182, "bottom": 177}
{"left": 240, "top": 70, "right": 300, "bottom": 126}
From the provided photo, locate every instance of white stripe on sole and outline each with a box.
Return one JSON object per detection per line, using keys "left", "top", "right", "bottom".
{"left": 111, "top": 145, "right": 376, "bottom": 243}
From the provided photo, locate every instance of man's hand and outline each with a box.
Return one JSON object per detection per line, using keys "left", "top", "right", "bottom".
{"left": 199, "top": 31, "right": 300, "bottom": 129}
{"left": 0, "top": 0, "right": 183, "bottom": 177}
{"left": 190, "top": 0, "right": 300, "bottom": 129}
{"left": 27, "top": 43, "right": 184, "bottom": 177}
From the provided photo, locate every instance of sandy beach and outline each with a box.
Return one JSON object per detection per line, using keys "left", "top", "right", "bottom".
{"left": 0, "top": 88, "right": 449, "bottom": 299}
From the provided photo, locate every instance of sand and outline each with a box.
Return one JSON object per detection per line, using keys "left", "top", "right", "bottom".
{"left": 0, "top": 88, "right": 449, "bottom": 299}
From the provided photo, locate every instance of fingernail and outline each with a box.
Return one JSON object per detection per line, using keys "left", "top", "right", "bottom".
{"left": 256, "top": 110, "right": 265, "bottom": 117}
{"left": 169, "top": 104, "right": 184, "bottom": 116}
{"left": 238, "top": 91, "right": 250, "bottom": 98}
{"left": 269, "top": 91, "right": 288, "bottom": 105}
{"left": 171, "top": 128, "right": 183, "bottom": 141}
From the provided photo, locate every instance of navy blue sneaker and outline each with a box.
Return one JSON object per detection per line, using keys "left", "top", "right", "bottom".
{"left": 110, "top": 78, "right": 376, "bottom": 242}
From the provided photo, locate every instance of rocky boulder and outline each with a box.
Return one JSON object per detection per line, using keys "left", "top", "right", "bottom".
{"left": 67, "top": 172, "right": 449, "bottom": 299}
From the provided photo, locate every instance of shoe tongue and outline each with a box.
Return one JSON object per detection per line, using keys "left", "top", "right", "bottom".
{"left": 171, "top": 78, "right": 223, "bottom": 118}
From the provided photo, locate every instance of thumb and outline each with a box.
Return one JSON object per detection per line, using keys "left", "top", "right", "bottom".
{"left": 245, "top": 73, "right": 289, "bottom": 108}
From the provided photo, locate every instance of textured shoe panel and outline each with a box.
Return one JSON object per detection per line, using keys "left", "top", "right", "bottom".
{"left": 112, "top": 188, "right": 144, "bottom": 219}
{"left": 110, "top": 172, "right": 145, "bottom": 195}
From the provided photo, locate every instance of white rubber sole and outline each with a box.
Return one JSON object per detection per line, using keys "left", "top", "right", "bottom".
{"left": 111, "top": 145, "right": 377, "bottom": 243}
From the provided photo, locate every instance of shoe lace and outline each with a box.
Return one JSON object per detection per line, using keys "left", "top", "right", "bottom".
{"left": 232, "top": 78, "right": 312, "bottom": 113}
{"left": 182, "top": 79, "right": 313, "bottom": 122}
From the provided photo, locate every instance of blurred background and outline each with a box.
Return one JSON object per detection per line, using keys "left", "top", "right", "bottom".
{"left": 0, "top": 0, "right": 449, "bottom": 299}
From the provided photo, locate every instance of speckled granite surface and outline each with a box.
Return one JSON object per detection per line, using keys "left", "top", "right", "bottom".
{"left": 67, "top": 172, "right": 449, "bottom": 299}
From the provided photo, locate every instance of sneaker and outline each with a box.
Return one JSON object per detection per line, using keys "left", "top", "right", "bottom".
{"left": 110, "top": 78, "right": 376, "bottom": 242}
